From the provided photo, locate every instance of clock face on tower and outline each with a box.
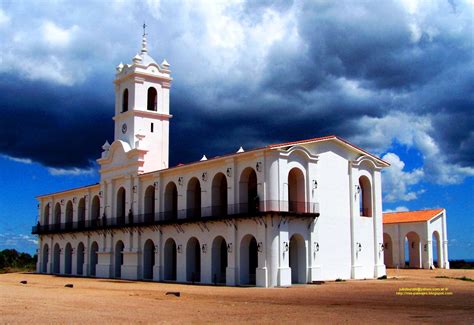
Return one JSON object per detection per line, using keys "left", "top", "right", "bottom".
{"left": 122, "top": 123, "right": 127, "bottom": 134}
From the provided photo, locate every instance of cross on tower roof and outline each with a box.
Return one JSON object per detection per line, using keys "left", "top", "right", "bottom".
{"left": 142, "top": 22, "right": 147, "bottom": 37}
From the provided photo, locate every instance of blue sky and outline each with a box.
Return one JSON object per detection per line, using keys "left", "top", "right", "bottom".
{"left": 0, "top": 0, "right": 472, "bottom": 258}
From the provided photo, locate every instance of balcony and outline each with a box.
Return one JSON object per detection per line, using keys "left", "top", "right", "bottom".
{"left": 32, "top": 200, "right": 319, "bottom": 235}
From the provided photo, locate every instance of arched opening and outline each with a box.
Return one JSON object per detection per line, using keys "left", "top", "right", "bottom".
{"left": 240, "top": 234, "right": 258, "bottom": 285}
{"left": 64, "top": 243, "right": 72, "bottom": 275}
{"left": 383, "top": 233, "right": 393, "bottom": 268}
{"left": 144, "top": 186, "right": 155, "bottom": 222}
{"left": 288, "top": 168, "right": 305, "bottom": 212}
{"left": 405, "top": 232, "right": 421, "bottom": 268}
{"left": 54, "top": 203, "right": 61, "bottom": 228}
{"left": 186, "top": 237, "right": 201, "bottom": 282}
{"left": 212, "top": 173, "right": 228, "bottom": 217}
{"left": 359, "top": 176, "right": 372, "bottom": 217}
{"left": 164, "top": 182, "right": 178, "bottom": 220}
{"left": 115, "top": 240, "right": 124, "bottom": 278}
{"left": 147, "top": 87, "right": 157, "bottom": 111}
{"left": 239, "top": 168, "right": 258, "bottom": 213}
{"left": 143, "top": 239, "right": 155, "bottom": 280}
{"left": 117, "top": 187, "right": 126, "bottom": 222}
{"left": 289, "top": 234, "right": 306, "bottom": 284}
{"left": 43, "top": 203, "right": 50, "bottom": 225}
{"left": 122, "top": 88, "right": 129, "bottom": 112}
{"left": 91, "top": 195, "right": 100, "bottom": 221}
{"left": 90, "top": 242, "right": 99, "bottom": 276}
{"left": 76, "top": 242, "right": 85, "bottom": 275}
{"left": 164, "top": 238, "right": 177, "bottom": 281}
{"left": 42, "top": 244, "right": 49, "bottom": 273}
{"left": 53, "top": 243, "right": 60, "bottom": 274}
{"left": 78, "top": 198, "right": 85, "bottom": 226}
{"left": 432, "top": 231, "right": 441, "bottom": 268}
{"left": 212, "top": 236, "right": 227, "bottom": 284}
{"left": 65, "top": 201, "right": 73, "bottom": 229}
{"left": 186, "top": 178, "right": 201, "bottom": 219}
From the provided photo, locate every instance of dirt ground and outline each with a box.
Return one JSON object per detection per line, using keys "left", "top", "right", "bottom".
{"left": 0, "top": 269, "right": 473, "bottom": 324}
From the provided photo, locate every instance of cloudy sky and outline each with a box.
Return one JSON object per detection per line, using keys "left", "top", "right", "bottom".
{"left": 0, "top": 0, "right": 472, "bottom": 258}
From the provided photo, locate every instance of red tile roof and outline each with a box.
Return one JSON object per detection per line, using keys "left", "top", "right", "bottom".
{"left": 383, "top": 209, "right": 444, "bottom": 224}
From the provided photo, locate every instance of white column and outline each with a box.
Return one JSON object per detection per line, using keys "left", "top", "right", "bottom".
{"left": 153, "top": 231, "right": 161, "bottom": 281}
{"left": 256, "top": 217, "right": 268, "bottom": 287}
{"left": 309, "top": 219, "right": 322, "bottom": 281}
{"left": 372, "top": 170, "right": 386, "bottom": 277}
{"left": 442, "top": 213, "right": 450, "bottom": 269}
{"left": 226, "top": 223, "right": 237, "bottom": 286}
{"left": 277, "top": 221, "right": 291, "bottom": 287}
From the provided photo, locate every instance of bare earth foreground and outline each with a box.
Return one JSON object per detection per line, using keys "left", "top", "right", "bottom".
{"left": 0, "top": 269, "right": 473, "bottom": 324}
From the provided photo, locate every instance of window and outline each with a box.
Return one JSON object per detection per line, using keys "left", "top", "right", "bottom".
{"left": 122, "top": 89, "right": 129, "bottom": 112}
{"left": 358, "top": 176, "right": 372, "bottom": 217}
{"left": 147, "top": 87, "right": 157, "bottom": 111}
{"left": 151, "top": 123, "right": 154, "bottom": 133}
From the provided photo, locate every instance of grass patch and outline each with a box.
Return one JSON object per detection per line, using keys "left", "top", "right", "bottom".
{"left": 335, "top": 278, "right": 345, "bottom": 282}
{"left": 0, "top": 267, "right": 35, "bottom": 274}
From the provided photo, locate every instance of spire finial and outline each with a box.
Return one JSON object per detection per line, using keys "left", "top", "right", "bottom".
{"left": 142, "top": 22, "right": 147, "bottom": 37}
{"left": 141, "top": 22, "right": 148, "bottom": 53}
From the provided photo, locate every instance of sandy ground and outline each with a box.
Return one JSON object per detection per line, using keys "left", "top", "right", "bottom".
{"left": 0, "top": 269, "right": 473, "bottom": 324}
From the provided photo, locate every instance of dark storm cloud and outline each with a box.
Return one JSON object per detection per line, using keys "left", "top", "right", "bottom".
{"left": 0, "top": 0, "right": 472, "bottom": 182}
{"left": 0, "top": 75, "right": 113, "bottom": 168}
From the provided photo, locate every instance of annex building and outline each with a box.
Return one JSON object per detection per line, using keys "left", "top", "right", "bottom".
{"left": 383, "top": 209, "right": 450, "bottom": 270}
{"left": 34, "top": 33, "right": 397, "bottom": 287}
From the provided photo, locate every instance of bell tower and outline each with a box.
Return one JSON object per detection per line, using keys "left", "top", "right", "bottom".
{"left": 102, "top": 27, "right": 172, "bottom": 174}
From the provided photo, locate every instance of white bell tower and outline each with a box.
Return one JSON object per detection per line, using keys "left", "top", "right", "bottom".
{"left": 99, "top": 27, "right": 172, "bottom": 175}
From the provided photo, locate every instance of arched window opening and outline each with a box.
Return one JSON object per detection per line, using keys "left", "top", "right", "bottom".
{"left": 91, "top": 195, "right": 100, "bottom": 222}
{"left": 186, "top": 237, "right": 201, "bottom": 282}
{"left": 405, "top": 232, "right": 421, "bottom": 268}
{"left": 143, "top": 239, "right": 155, "bottom": 280}
{"left": 122, "top": 88, "right": 129, "bottom": 112}
{"left": 212, "top": 173, "right": 228, "bottom": 217}
{"left": 239, "top": 168, "right": 258, "bottom": 214}
{"left": 144, "top": 186, "right": 155, "bottom": 222}
{"left": 76, "top": 242, "right": 85, "bottom": 275}
{"left": 90, "top": 242, "right": 99, "bottom": 276}
{"left": 432, "top": 231, "right": 441, "bottom": 268}
{"left": 359, "top": 176, "right": 372, "bottom": 217}
{"left": 78, "top": 198, "right": 85, "bottom": 225}
{"left": 53, "top": 243, "right": 60, "bottom": 274}
{"left": 65, "top": 201, "right": 73, "bottom": 229}
{"left": 212, "top": 236, "right": 227, "bottom": 284}
{"left": 186, "top": 178, "right": 201, "bottom": 219}
{"left": 54, "top": 203, "right": 61, "bottom": 229}
{"left": 383, "top": 233, "right": 393, "bottom": 268}
{"left": 115, "top": 240, "right": 124, "bottom": 278}
{"left": 43, "top": 203, "right": 50, "bottom": 225}
{"left": 117, "top": 187, "right": 126, "bottom": 223}
{"left": 147, "top": 87, "right": 157, "bottom": 111}
{"left": 164, "top": 238, "right": 177, "bottom": 281}
{"left": 289, "top": 234, "right": 307, "bottom": 284}
{"left": 64, "top": 243, "right": 72, "bottom": 275}
{"left": 288, "top": 168, "right": 305, "bottom": 213}
{"left": 240, "top": 234, "right": 258, "bottom": 285}
{"left": 42, "top": 244, "right": 49, "bottom": 273}
{"left": 164, "top": 182, "right": 178, "bottom": 220}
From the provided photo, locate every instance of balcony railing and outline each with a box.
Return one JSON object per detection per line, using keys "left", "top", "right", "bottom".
{"left": 32, "top": 200, "right": 319, "bottom": 235}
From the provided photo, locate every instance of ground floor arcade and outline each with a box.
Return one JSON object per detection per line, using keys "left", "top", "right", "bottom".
{"left": 37, "top": 215, "right": 318, "bottom": 287}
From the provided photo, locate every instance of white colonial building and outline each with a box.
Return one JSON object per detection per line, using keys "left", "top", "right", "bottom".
{"left": 33, "top": 34, "right": 392, "bottom": 287}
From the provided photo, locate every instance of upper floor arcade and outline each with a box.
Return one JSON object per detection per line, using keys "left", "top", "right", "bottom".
{"left": 33, "top": 136, "right": 389, "bottom": 235}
